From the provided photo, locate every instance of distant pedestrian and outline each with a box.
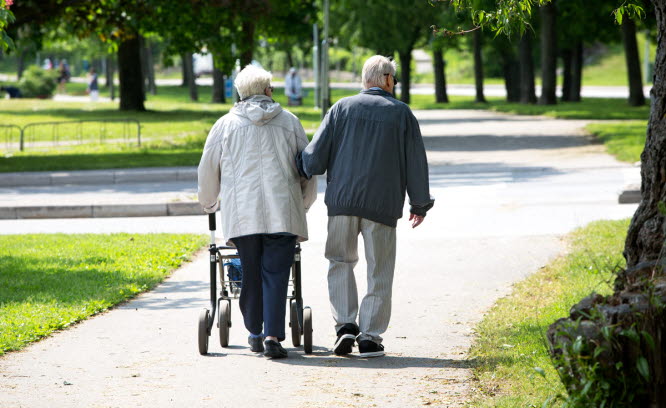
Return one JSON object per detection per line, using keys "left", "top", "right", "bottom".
{"left": 198, "top": 64, "right": 317, "bottom": 359}
{"left": 298, "top": 55, "right": 434, "bottom": 358}
{"left": 87, "top": 68, "right": 99, "bottom": 102}
{"left": 57, "top": 61, "right": 69, "bottom": 94}
{"left": 285, "top": 67, "right": 302, "bottom": 106}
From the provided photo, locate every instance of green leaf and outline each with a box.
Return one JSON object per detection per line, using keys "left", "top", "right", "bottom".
{"left": 637, "top": 357, "right": 650, "bottom": 381}
{"left": 533, "top": 367, "right": 546, "bottom": 378}
{"left": 641, "top": 330, "right": 656, "bottom": 350}
{"left": 658, "top": 201, "right": 666, "bottom": 216}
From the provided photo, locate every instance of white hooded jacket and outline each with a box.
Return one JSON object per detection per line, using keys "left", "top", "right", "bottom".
{"left": 197, "top": 95, "right": 317, "bottom": 243}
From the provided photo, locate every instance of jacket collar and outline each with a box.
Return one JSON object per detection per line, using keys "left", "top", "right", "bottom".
{"left": 360, "top": 88, "right": 395, "bottom": 98}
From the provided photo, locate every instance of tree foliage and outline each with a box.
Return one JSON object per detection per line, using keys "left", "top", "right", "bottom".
{"left": 0, "top": 0, "right": 15, "bottom": 50}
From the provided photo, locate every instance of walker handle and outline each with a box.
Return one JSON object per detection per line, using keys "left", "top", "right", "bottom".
{"left": 208, "top": 213, "right": 216, "bottom": 231}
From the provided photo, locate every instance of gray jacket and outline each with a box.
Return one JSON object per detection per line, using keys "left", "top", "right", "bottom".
{"left": 299, "top": 88, "right": 433, "bottom": 227}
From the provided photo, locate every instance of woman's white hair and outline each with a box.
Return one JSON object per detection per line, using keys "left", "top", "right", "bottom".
{"left": 362, "top": 55, "right": 397, "bottom": 89}
{"left": 234, "top": 64, "right": 272, "bottom": 99}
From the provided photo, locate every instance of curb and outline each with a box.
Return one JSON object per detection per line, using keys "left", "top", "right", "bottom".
{"left": 618, "top": 184, "right": 640, "bottom": 204}
{"left": 0, "top": 202, "right": 204, "bottom": 219}
{"left": 0, "top": 167, "right": 197, "bottom": 187}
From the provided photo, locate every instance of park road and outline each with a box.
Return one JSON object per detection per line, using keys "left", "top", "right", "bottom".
{"left": 0, "top": 110, "right": 639, "bottom": 407}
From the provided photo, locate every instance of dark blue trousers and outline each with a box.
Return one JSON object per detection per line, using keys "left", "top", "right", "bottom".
{"left": 231, "top": 234, "right": 296, "bottom": 341}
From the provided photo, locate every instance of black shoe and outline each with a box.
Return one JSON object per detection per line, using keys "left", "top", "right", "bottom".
{"left": 263, "top": 340, "right": 288, "bottom": 359}
{"left": 248, "top": 335, "right": 264, "bottom": 352}
{"left": 333, "top": 323, "right": 359, "bottom": 356}
{"left": 358, "top": 340, "right": 385, "bottom": 358}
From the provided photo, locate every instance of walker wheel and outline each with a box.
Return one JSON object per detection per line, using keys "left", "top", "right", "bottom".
{"left": 290, "top": 301, "right": 301, "bottom": 347}
{"left": 198, "top": 308, "right": 210, "bottom": 355}
{"left": 219, "top": 301, "right": 231, "bottom": 347}
{"left": 303, "top": 307, "right": 313, "bottom": 354}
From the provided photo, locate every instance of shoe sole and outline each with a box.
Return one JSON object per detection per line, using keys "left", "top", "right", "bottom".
{"left": 333, "top": 334, "right": 356, "bottom": 355}
{"left": 264, "top": 351, "right": 288, "bottom": 359}
{"left": 359, "top": 350, "right": 385, "bottom": 358}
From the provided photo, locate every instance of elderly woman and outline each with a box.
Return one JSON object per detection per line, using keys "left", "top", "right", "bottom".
{"left": 198, "top": 65, "right": 317, "bottom": 359}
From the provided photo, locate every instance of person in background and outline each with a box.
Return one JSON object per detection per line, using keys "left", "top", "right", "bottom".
{"left": 285, "top": 67, "right": 302, "bottom": 106}
{"left": 57, "top": 61, "right": 69, "bottom": 94}
{"left": 298, "top": 55, "right": 434, "bottom": 358}
{"left": 198, "top": 64, "right": 317, "bottom": 359}
{"left": 87, "top": 68, "right": 99, "bottom": 102}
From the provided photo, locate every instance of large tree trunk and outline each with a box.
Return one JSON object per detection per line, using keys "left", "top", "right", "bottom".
{"left": 539, "top": 3, "right": 558, "bottom": 105}
{"left": 625, "top": 1, "right": 666, "bottom": 267}
{"left": 181, "top": 53, "right": 198, "bottom": 102}
{"left": 570, "top": 41, "right": 583, "bottom": 102}
{"left": 519, "top": 33, "right": 537, "bottom": 104}
{"left": 433, "top": 47, "right": 449, "bottom": 103}
{"left": 622, "top": 17, "right": 646, "bottom": 106}
{"left": 398, "top": 49, "right": 412, "bottom": 104}
{"left": 473, "top": 29, "right": 486, "bottom": 103}
{"left": 118, "top": 36, "right": 145, "bottom": 111}
{"left": 211, "top": 58, "right": 226, "bottom": 104}
{"left": 561, "top": 48, "right": 572, "bottom": 101}
{"left": 240, "top": 20, "right": 255, "bottom": 67}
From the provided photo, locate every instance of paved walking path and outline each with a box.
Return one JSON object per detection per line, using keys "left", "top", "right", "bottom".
{"left": 0, "top": 110, "right": 639, "bottom": 407}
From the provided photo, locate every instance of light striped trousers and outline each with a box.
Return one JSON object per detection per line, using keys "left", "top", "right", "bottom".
{"left": 325, "top": 215, "right": 397, "bottom": 344}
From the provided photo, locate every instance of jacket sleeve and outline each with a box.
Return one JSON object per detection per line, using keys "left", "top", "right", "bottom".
{"left": 405, "top": 110, "right": 435, "bottom": 216}
{"left": 300, "top": 105, "right": 335, "bottom": 177}
{"left": 295, "top": 121, "right": 317, "bottom": 212}
{"left": 197, "top": 120, "right": 223, "bottom": 213}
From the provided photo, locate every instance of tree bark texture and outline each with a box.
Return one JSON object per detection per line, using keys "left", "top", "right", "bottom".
{"left": 539, "top": 3, "right": 557, "bottom": 105}
{"left": 398, "top": 50, "right": 412, "bottom": 104}
{"left": 118, "top": 37, "right": 145, "bottom": 111}
{"left": 624, "top": 1, "right": 666, "bottom": 267}
{"left": 211, "top": 61, "right": 226, "bottom": 104}
{"left": 519, "top": 33, "right": 537, "bottom": 104}
{"left": 622, "top": 17, "right": 647, "bottom": 106}
{"left": 473, "top": 29, "right": 486, "bottom": 103}
{"left": 143, "top": 39, "right": 156, "bottom": 96}
{"left": 433, "top": 48, "right": 449, "bottom": 103}
{"left": 181, "top": 53, "right": 198, "bottom": 102}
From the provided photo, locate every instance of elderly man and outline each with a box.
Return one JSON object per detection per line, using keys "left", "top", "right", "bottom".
{"left": 298, "top": 55, "right": 434, "bottom": 357}
{"left": 199, "top": 65, "right": 316, "bottom": 359}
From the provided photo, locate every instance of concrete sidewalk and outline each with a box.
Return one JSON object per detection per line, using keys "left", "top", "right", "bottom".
{"left": 0, "top": 167, "right": 203, "bottom": 219}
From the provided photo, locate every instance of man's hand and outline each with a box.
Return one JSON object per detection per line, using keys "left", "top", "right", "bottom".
{"left": 409, "top": 213, "right": 425, "bottom": 228}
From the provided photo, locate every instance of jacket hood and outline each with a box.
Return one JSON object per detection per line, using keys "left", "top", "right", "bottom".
{"left": 231, "top": 95, "right": 283, "bottom": 126}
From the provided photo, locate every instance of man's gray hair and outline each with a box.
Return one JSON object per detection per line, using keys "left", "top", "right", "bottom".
{"left": 362, "top": 55, "right": 397, "bottom": 89}
{"left": 234, "top": 64, "right": 272, "bottom": 99}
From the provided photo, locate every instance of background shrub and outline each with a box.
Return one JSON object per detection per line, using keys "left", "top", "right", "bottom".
{"left": 18, "top": 66, "right": 58, "bottom": 98}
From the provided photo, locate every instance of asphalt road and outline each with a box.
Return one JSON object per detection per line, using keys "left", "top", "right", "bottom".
{"left": 0, "top": 110, "right": 639, "bottom": 407}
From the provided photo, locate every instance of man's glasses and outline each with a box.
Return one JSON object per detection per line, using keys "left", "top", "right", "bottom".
{"left": 384, "top": 73, "right": 398, "bottom": 86}
{"left": 267, "top": 86, "right": 275, "bottom": 92}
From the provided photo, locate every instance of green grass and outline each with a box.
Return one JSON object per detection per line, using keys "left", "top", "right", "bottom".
{"left": 586, "top": 121, "right": 646, "bottom": 163}
{"left": 0, "top": 233, "right": 207, "bottom": 355}
{"left": 468, "top": 219, "right": 630, "bottom": 407}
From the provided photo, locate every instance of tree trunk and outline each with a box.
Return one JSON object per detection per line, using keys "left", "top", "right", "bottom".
{"left": 473, "top": 29, "right": 486, "bottom": 103}
{"left": 501, "top": 47, "right": 520, "bottom": 102}
{"left": 144, "top": 39, "right": 156, "bottom": 96}
{"left": 139, "top": 36, "right": 148, "bottom": 99}
{"left": 181, "top": 53, "right": 198, "bottom": 102}
{"left": 16, "top": 49, "right": 26, "bottom": 80}
{"left": 624, "top": 1, "right": 666, "bottom": 268}
{"left": 181, "top": 61, "right": 188, "bottom": 87}
{"left": 398, "top": 49, "right": 412, "bottom": 104}
{"left": 240, "top": 20, "right": 255, "bottom": 67}
{"left": 622, "top": 17, "right": 646, "bottom": 106}
{"left": 519, "top": 33, "right": 537, "bottom": 104}
{"left": 570, "top": 41, "right": 583, "bottom": 102}
{"left": 211, "top": 59, "right": 226, "bottom": 104}
{"left": 118, "top": 36, "right": 145, "bottom": 111}
{"left": 106, "top": 55, "right": 115, "bottom": 101}
{"left": 539, "top": 3, "right": 557, "bottom": 105}
{"left": 433, "top": 47, "right": 449, "bottom": 103}
{"left": 561, "top": 48, "right": 572, "bottom": 101}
